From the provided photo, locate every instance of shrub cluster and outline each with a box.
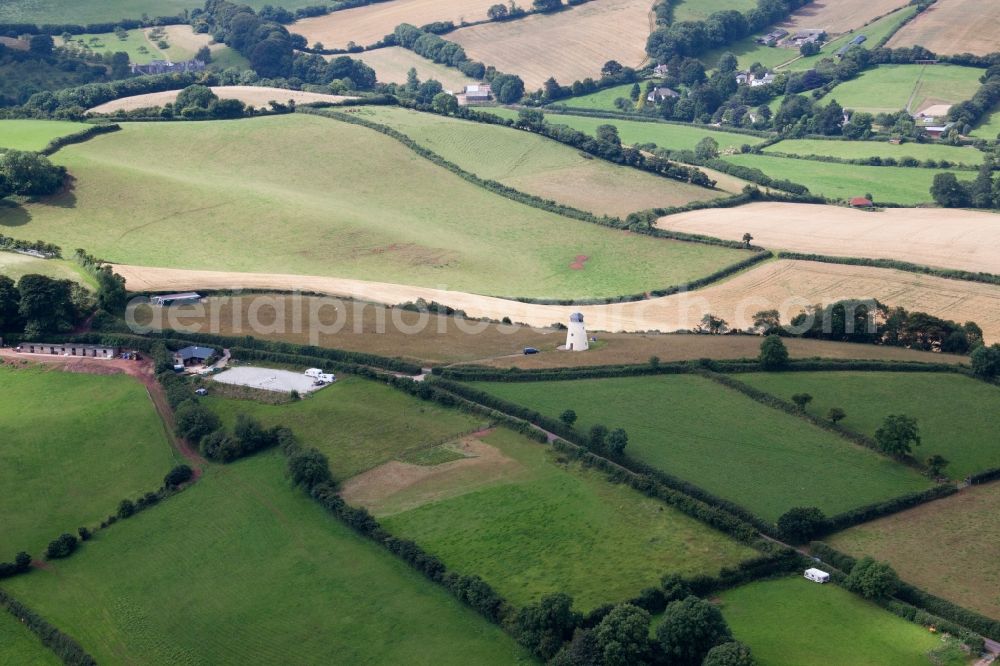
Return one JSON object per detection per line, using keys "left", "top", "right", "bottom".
{"left": 0, "top": 552, "right": 31, "bottom": 580}
{"left": 0, "top": 235, "right": 60, "bottom": 258}
{"left": 0, "top": 589, "right": 96, "bottom": 665}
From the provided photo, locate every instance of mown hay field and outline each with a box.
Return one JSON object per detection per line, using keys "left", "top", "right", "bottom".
{"left": 5, "top": 114, "right": 749, "bottom": 301}
{"left": 87, "top": 86, "right": 352, "bottom": 113}
{"left": 354, "top": 47, "right": 477, "bottom": 91}
{"left": 360, "top": 106, "right": 726, "bottom": 216}
{"left": 829, "top": 481, "right": 1000, "bottom": 621}
{"left": 293, "top": 0, "right": 499, "bottom": 49}
{"left": 763, "top": 138, "right": 983, "bottom": 165}
{"left": 471, "top": 374, "right": 932, "bottom": 522}
{"left": 819, "top": 64, "right": 983, "bottom": 115}
{"left": 449, "top": 0, "right": 655, "bottom": 90}
{"left": 0, "top": 365, "right": 179, "bottom": 557}
{"left": 113, "top": 259, "right": 1000, "bottom": 342}
{"left": 133, "top": 294, "right": 967, "bottom": 367}
{"left": 0, "top": 610, "right": 59, "bottom": 666}
{"left": 486, "top": 107, "right": 765, "bottom": 152}
{"left": 720, "top": 577, "right": 957, "bottom": 666}
{"left": 0, "top": 253, "right": 95, "bottom": 286}
{"left": 720, "top": 153, "right": 970, "bottom": 204}
{"left": 886, "top": 0, "right": 1000, "bottom": 55}
{"left": 0, "top": 119, "right": 85, "bottom": 151}
{"left": 2, "top": 452, "right": 528, "bottom": 664}
{"left": 0, "top": 0, "right": 330, "bottom": 24}
{"left": 672, "top": 0, "right": 755, "bottom": 22}
{"left": 554, "top": 81, "right": 644, "bottom": 112}
{"left": 206, "top": 376, "right": 484, "bottom": 481}
{"left": 740, "top": 372, "right": 1000, "bottom": 479}
{"left": 779, "top": 0, "right": 912, "bottom": 34}
{"left": 656, "top": 201, "right": 1000, "bottom": 275}
{"left": 373, "top": 428, "right": 755, "bottom": 611}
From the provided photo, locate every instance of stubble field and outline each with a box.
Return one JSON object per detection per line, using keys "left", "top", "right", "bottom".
{"left": 779, "top": 0, "right": 911, "bottom": 34}
{"left": 886, "top": 0, "right": 1000, "bottom": 55}
{"left": 87, "top": 86, "right": 354, "bottom": 113}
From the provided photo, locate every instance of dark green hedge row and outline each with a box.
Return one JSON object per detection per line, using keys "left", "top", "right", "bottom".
{"left": 538, "top": 108, "right": 773, "bottom": 139}
{"left": 760, "top": 149, "right": 980, "bottom": 171}
{"left": 38, "top": 123, "right": 120, "bottom": 155}
{"left": 0, "top": 18, "right": 184, "bottom": 34}
{"left": 0, "top": 236, "right": 61, "bottom": 258}
{"left": 823, "top": 485, "right": 957, "bottom": 534}
{"left": 777, "top": 252, "right": 1000, "bottom": 287}
{"left": 811, "top": 542, "right": 1000, "bottom": 641}
{"left": 0, "top": 552, "right": 30, "bottom": 580}
{"left": 0, "top": 589, "right": 96, "bottom": 665}
{"left": 433, "top": 360, "right": 697, "bottom": 382}
{"left": 968, "top": 468, "right": 1000, "bottom": 484}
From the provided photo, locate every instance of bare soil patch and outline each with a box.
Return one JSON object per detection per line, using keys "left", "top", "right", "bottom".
{"left": 113, "top": 259, "right": 1000, "bottom": 341}
{"left": 293, "top": 0, "right": 500, "bottom": 49}
{"left": 87, "top": 86, "right": 356, "bottom": 113}
{"left": 886, "top": 0, "right": 1000, "bottom": 55}
{"left": 780, "top": 0, "right": 910, "bottom": 34}
{"left": 449, "top": 0, "right": 654, "bottom": 89}
{"left": 340, "top": 433, "right": 524, "bottom": 515}
{"left": 657, "top": 202, "right": 1000, "bottom": 275}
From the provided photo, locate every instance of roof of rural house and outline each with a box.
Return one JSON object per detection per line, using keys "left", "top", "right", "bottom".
{"left": 176, "top": 346, "right": 215, "bottom": 360}
{"left": 154, "top": 292, "right": 201, "bottom": 300}
{"left": 849, "top": 197, "right": 873, "bottom": 206}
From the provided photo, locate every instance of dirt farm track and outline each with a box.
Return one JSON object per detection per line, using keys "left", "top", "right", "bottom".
{"left": 657, "top": 202, "right": 1000, "bottom": 275}
{"left": 116, "top": 261, "right": 1000, "bottom": 342}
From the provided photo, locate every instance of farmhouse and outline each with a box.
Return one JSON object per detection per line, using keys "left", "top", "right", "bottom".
{"left": 751, "top": 73, "right": 775, "bottom": 88}
{"left": 174, "top": 345, "right": 215, "bottom": 367}
{"left": 150, "top": 292, "right": 202, "bottom": 306}
{"left": 563, "top": 312, "right": 589, "bottom": 351}
{"left": 129, "top": 59, "right": 206, "bottom": 75}
{"left": 17, "top": 342, "right": 118, "bottom": 358}
{"left": 924, "top": 122, "right": 955, "bottom": 139}
{"left": 647, "top": 86, "right": 679, "bottom": 103}
{"left": 462, "top": 83, "right": 492, "bottom": 102}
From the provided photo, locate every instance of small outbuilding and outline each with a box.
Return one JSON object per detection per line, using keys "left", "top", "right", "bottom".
{"left": 804, "top": 568, "right": 830, "bottom": 584}
{"left": 174, "top": 346, "right": 216, "bottom": 367}
{"left": 18, "top": 343, "right": 118, "bottom": 358}
{"left": 150, "top": 292, "right": 202, "bottom": 306}
{"left": 849, "top": 196, "right": 873, "bottom": 208}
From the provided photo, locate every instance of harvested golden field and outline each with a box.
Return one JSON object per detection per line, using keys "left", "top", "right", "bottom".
{"left": 87, "top": 86, "right": 355, "bottom": 113}
{"left": 449, "top": 0, "right": 654, "bottom": 90}
{"left": 886, "top": 0, "right": 1000, "bottom": 55}
{"left": 354, "top": 47, "right": 477, "bottom": 91}
{"left": 657, "top": 202, "right": 1000, "bottom": 275}
{"left": 780, "top": 0, "right": 910, "bottom": 34}
{"left": 292, "top": 0, "right": 499, "bottom": 49}
{"left": 131, "top": 295, "right": 964, "bottom": 367}
{"left": 115, "top": 259, "right": 1000, "bottom": 341}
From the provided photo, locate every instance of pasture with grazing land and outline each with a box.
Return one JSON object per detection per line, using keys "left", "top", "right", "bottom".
{"left": 113, "top": 258, "right": 1000, "bottom": 342}
{"left": 471, "top": 374, "right": 932, "bottom": 522}
{"left": 0, "top": 0, "right": 333, "bottom": 25}
{"left": 972, "top": 103, "right": 1000, "bottom": 139}
{"left": 720, "top": 577, "right": 960, "bottom": 666}
{"left": 656, "top": 201, "right": 1000, "bottom": 275}
{"left": 763, "top": 138, "right": 983, "bottom": 165}
{"left": 370, "top": 427, "right": 755, "bottom": 610}
{"left": 449, "top": 0, "right": 655, "bottom": 90}
{"left": 292, "top": 0, "right": 499, "bottom": 50}
{"left": 555, "top": 82, "right": 645, "bottom": 112}
{"left": 720, "top": 153, "right": 969, "bottom": 204}
{"left": 359, "top": 106, "right": 725, "bottom": 216}
{"left": 354, "top": 47, "right": 477, "bottom": 91}
{"left": 887, "top": 0, "right": 1000, "bottom": 56}
{"left": 739, "top": 372, "right": 1000, "bottom": 479}
{"left": 0, "top": 119, "right": 86, "bottom": 150}
{"left": 0, "top": 253, "right": 95, "bottom": 286}
{"left": 87, "top": 86, "right": 353, "bottom": 113}
{"left": 672, "top": 0, "right": 755, "bottom": 22}
{"left": 1, "top": 452, "right": 528, "bottom": 665}
{"left": 205, "top": 376, "right": 484, "bottom": 481}
{"left": 0, "top": 610, "right": 59, "bottom": 666}
{"left": 5, "top": 114, "right": 749, "bottom": 301}
{"left": 829, "top": 481, "right": 1000, "bottom": 621}
{"left": 486, "top": 107, "right": 765, "bottom": 152}
{"left": 0, "top": 365, "right": 179, "bottom": 557}
{"left": 132, "top": 294, "right": 967, "bottom": 367}
{"left": 818, "top": 64, "right": 983, "bottom": 115}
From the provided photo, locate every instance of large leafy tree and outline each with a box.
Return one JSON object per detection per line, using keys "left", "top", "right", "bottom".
{"left": 758, "top": 334, "right": 788, "bottom": 370}
{"left": 594, "top": 604, "right": 651, "bottom": 666}
{"left": 845, "top": 557, "right": 899, "bottom": 599}
{"left": 874, "top": 414, "right": 920, "bottom": 458}
{"left": 655, "top": 596, "right": 732, "bottom": 666}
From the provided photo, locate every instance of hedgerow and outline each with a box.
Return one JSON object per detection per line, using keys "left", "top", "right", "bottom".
{"left": 0, "top": 590, "right": 96, "bottom": 665}
{"left": 38, "top": 123, "right": 121, "bottom": 155}
{"left": 777, "top": 252, "right": 1000, "bottom": 287}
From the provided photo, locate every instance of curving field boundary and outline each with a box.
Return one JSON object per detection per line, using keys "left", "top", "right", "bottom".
{"left": 115, "top": 260, "right": 1000, "bottom": 341}
{"left": 87, "top": 86, "right": 357, "bottom": 114}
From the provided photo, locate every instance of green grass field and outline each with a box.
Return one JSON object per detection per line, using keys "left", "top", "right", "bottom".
{"left": 0, "top": 609, "right": 59, "bottom": 666}
{"left": 783, "top": 6, "right": 920, "bottom": 72}
{"left": 555, "top": 82, "right": 643, "bottom": 111}
{"left": 739, "top": 372, "right": 1000, "bottom": 479}
{"left": 672, "top": 0, "right": 756, "bottom": 22}
{"left": 720, "top": 577, "right": 961, "bottom": 666}
{"left": 377, "top": 428, "right": 755, "bottom": 611}
{"left": 830, "top": 480, "right": 1000, "bottom": 621}
{"left": 60, "top": 30, "right": 165, "bottom": 64}
{"left": 721, "top": 152, "right": 970, "bottom": 203}
{"left": 0, "top": 253, "right": 95, "bottom": 287}
{"left": 0, "top": 0, "right": 333, "bottom": 24}
{"left": 763, "top": 138, "right": 984, "bottom": 165}
{"left": 0, "top": 365, "right": 179, "bottom": 558}
{"left": 971, "top": 102, "right": 1000, "bottom": 139}
{"left": 2, "top": 113, "right": 750, "bottom": 300}
{"left": 471, "top": 375, "right": 931, "bottom": 522}
{"left": 1, "top": 452, "right": 529, "bottom": 664}
{"left": 358, "top": 106, "right": 724, "bottom": 217}
{"left": 486, "top": 107, "right": 765, "bottom": 152}
{"left": 0, "top": 119, "right": 86, "bottom": 151}
{"left": 818, "top": 64, "right": 982, "bottom": 114}
{"left": 206, "top": 375, "right": 485, "bottom": 481}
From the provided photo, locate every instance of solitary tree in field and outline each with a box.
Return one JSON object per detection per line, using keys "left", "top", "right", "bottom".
{"left": 791, "top": 392, "right": 813, "bottom": 410}
{"left": 874, "top": 414, "right": 920, "bottom": 458}
{"left": 699, "top": 313, "right": 729, "bottom": 335}
{"left": 560, "top": 409, "right": 577, "bottom": 427}
{"left": 758, "top": 334, "right": 788, "bottom": 370}
{"left": 925, "top": 454, "right": 949, "bottom": 477}
{"left": 741, "top": 232, "right": 753, "bottom": 248}
{"left": 487, "top": 2, "right": 509, "bottom": 19}
{"left": 694, "top": 136, "right": 719, "bottom": 160}
{"left": 827, "top": 407, "right": 846, "bottom": 424}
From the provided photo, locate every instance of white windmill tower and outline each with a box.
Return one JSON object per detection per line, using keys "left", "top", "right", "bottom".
{"left": 564, "top": 312, "right": 589, "bottom": 351}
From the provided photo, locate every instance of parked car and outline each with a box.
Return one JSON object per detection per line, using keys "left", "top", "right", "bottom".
{"left": 523, "top": 347, "right": 539, "bottom": 355}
